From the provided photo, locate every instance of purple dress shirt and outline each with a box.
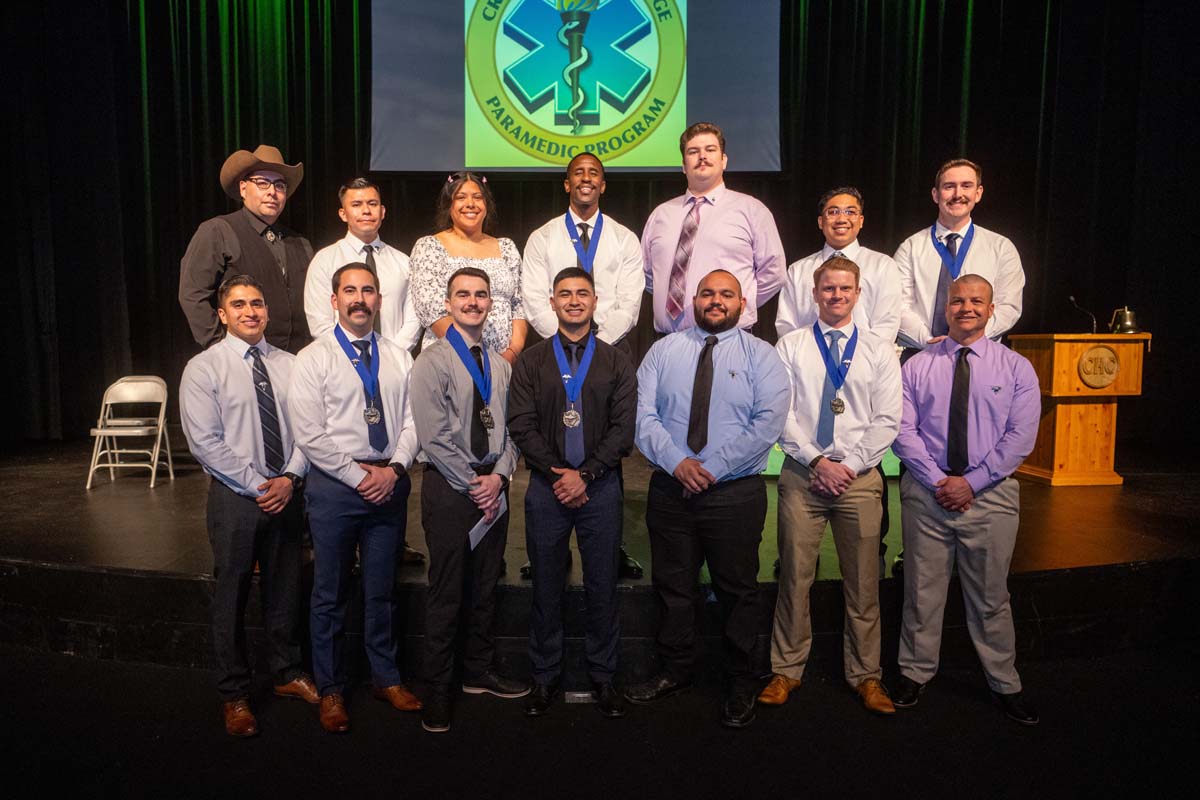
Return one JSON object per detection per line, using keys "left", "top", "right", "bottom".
{"left": 893, "top": 335, "right": 1040, "bottom": 494}
{"left": 641, "top": 183, "right": 786, "bottom": 333}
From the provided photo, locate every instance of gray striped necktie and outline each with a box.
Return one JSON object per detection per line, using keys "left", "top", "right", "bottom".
{"left": 248, "top": 346, "right": 284, "bottom": 475}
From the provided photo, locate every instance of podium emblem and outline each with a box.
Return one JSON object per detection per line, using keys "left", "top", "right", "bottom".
{"left": 1078, "top": 346, "right": 1120, "bottom": 389}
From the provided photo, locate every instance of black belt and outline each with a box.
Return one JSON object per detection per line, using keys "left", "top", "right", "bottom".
{"left": 361, "top": 458, "right": 391, "bottom": 468}
{"left": 424, "top": 462, "right": 495, "bottom": 477}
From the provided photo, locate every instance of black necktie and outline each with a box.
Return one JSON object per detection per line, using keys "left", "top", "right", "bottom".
{"left": 576, "top": 223, "right": 590, "bottom": 269}
{"left": 248, "top": 346, "right": 284, "bottom": 475}
{"left": 687, "top": 335, "right": 719, "bottom": 454}
{"left": 564, "top": 341, "right": 585, "bottom": 467}
{"left": 352, "top": 340, "right": 389, "bottom": 453}
{"left": 932, "top": 233, "right": 958, "bottom": 338}
{"left": 947, "top": 347, "right": 971, "bottom": 475}
{"left": 362, "top": 245, "right": 382, "bottom": 334}
{"left": 470, "top": 345, "right": 489, "bottom": 461}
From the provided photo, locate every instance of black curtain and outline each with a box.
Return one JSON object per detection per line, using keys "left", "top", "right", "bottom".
{"left": 4, "top": 0, "right": 1195, "bottom": 450}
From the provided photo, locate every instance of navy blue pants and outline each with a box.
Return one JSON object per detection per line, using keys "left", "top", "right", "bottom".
{"left": 525, "top": 470, "right": 622, "bottom": 686}
{"left": 305, "top": 467, "right": 409, "bottom": 696}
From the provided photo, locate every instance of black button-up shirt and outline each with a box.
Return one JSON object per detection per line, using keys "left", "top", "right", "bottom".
{"left": 507, "top": 331, "right": 637, "bottom": 481}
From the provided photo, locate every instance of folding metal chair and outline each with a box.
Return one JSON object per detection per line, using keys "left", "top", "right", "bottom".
{"left": 85, "top": 375, "right": 175, "bottom": 489}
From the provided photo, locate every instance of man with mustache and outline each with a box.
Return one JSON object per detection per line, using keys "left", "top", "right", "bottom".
{"left": 627, "top": 270, "right": 790, "bottom": 728}
{"left": 508, "top": 267, "right": 637, "bottom": 718}
{"left": 180, "top": 145, "right": 313, "bottom": 354}
{"left": 288, "top": 264, "right": 423, "bottom": 733}
{"left": 891, "top": 275, "right": 1041, "bottom": 726}
{"left": 520, "top": 152, "right": 645, "bottom": 580}
{"left": 410, "top": 268, "right": 526, "bottom": 733}
{"left": 641, "top": 122, "right": 786, "bottom": 335}
{"left": 894, "top": 159, "right": 1025, "bottom": 359}
{"left": 760, "top": 257, "right": 901, "bottom": 716}
{"left": 179, "top": 274, "right": 317, "bottom": 737}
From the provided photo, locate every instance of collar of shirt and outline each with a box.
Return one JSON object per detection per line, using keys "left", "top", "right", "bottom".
{"left": 336, "top": 323, "right": 376, "bottom": 347}
{"left": 344, "top": 232, "right": 385, "bottom": 254}
{"left": 219, "top": 332, "right": 270, "bottom": 360}
{"left": 821, "top": 239, "right": 862, "bottom": 260}
{"left": 557, "top": 329, "right": 591, "bottom": 350}
{"left": 942, "top": 335, "right": 988, "bottom": 359}
{"left": 567, "top": 207, "right": 600, "bottom": 227}
{"left": 687, "top": 324, "right": 741, "bottom": 345}
{"left": 241, "top": 206, "right": 274, "bottom": 237}
{"left": 934, "top": 218, "right": 973, "bottom": 240}
{"left": 685, "top": 182, "right": 727, "bottom": 206}
{"left": 815, "top": 319, "right": 857, "bottom": 339}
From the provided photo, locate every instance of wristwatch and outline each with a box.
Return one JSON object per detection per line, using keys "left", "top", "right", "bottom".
{"left": 808, "top": 455, "right": 825, "bottom": 469}
{"left": 284, "top": 472, "right": 305, "bottom": 490}
{"left": 579, "top": 469, "right": 596, "bottom": 484}
{"left": 497, "top": 474, "right": 511, "bottom": 491}
{"left": 388, "top": 462, "right": 407, "bottom": 480}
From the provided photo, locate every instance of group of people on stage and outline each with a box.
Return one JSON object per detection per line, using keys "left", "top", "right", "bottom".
{"left": 177, "top": 121, "right": 1040, "bottom": 738}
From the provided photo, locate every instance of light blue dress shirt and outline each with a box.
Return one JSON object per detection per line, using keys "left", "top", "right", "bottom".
{"left": 180, "top": 334, "right": 308, "bottom": 497}
{"left": 636, "top": 325, "right": 790, "bottom": 481}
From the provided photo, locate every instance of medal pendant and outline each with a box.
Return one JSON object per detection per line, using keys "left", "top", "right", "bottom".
{"left": 830, "top": 397, "right": 846, "bottom": 415}
{"left": 562, "top": 409, "right": 582, "bottom": 428}
{"left": 364, "top": 406, "right": 382, "bottom": 425}
{"left": 479, "top": 406, "right": 495, "bottom": 430}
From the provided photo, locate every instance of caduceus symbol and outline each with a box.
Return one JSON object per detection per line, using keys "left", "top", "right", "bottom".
{"left": 556, "top": 0, "right": 600, "bottom": 134}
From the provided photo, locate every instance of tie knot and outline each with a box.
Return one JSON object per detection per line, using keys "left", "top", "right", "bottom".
{"left": 705, "top": 335, "right": 718, "bottom": 346}
{"left": 353, "top": 340, "right": 371, "bottom": 356}
{"left": 957, "top": 346, "right": 971, "bottom": 361}
{"left": 470, "top": 345, "right": 482, "bottom": 356}
{"left": 578, "top": 222, "right": 588, "bottom": 234}
{"left": 248, "top": 345, "right": 262, "bottom": 360}
{"left": 832, "top": 250, "right": 844, "bottom": 259}
{"left": 828, "top": 330, "right": 844, "bottom": 342}
{"left": 362, "top": 244, "right": 373, "bottom": 255}
{"left": 945, "top": 233, "right": 959, "bottom": 244}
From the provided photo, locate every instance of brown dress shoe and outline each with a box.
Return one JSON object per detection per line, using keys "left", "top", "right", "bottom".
{"left": 222, "top": 698, "right": 259, "bottom": 737}
{"left": 274, "top": 674, "right": 320, "bottom": 704}
{"left": 373, "top": 684, "right": 423, "bottom": 712}
{"left": 402, "top": 544, "right": 426, "bottom": 565}
{"left": 758, "top": 674, "right": 802, "bottom": 706}
{"left": 856, "top": 678, "right": 896, "bottom": 715}
{"left": 319, "top": 694, "right": 351, "bottom": 733}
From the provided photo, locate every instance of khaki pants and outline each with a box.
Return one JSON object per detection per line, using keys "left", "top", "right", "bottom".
{"left": 897, "top": 472, "right": 1022, "bottom": 694}
{"left": 770, "top": 456, "right": 883, "bottom": 687}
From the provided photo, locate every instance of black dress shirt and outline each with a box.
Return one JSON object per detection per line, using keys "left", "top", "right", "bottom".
{"left": 507, "top": 331, "right": 637, "bottom": 481}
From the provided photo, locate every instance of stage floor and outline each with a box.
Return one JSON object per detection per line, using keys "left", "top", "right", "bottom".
{"left": 3, "top": 438, "right": 1198, "bottom": 584}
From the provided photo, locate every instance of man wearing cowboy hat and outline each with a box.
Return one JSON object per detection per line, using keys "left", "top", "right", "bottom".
{"left": 180, "top": 144, "right": 314, "bottom": 354}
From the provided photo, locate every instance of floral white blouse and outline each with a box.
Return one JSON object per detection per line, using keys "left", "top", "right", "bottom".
{"left": 409, "top": 235, "right": 526, "bottom": 352}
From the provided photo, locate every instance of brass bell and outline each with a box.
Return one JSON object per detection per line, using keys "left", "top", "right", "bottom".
{"left": 1110, "top": 306, "right": 1140, "bottom": 334}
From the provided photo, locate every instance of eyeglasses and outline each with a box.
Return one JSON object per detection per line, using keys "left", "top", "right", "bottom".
{"left": 245, "top": 176, "right": 289, "bottom": 193}
{"left": 823, "top": 207, "right": 860, "bottom": 219}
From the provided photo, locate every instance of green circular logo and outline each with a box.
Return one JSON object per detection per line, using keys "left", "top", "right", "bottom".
{"left": 466, "top": 0, "right": 686, "bottom": 165}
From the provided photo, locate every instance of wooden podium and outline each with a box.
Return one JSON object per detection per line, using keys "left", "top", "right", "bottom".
{"left": 1008, "top": 333, "right": 1151, "bottom": 485}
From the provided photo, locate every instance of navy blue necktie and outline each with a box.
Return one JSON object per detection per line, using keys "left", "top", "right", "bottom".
{"left": 352, "top": 340, "right": 389, "bottom": 453}
{"left": 564, "top": 342, "right": 585, "bottom": 467}
{"left": 469, "top": 346, "right": 489, "bottom": 461}
{"left": 248, "top": 346, "right": 284, "bottom": 475}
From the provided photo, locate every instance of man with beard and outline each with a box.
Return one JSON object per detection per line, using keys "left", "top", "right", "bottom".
{"left": 626, "top": 270, "right": 790, "bottom": 728}
{"left": 508, "top": 267, "right": 637, "bottom": 719}
{"left": 180, "top": 145, "right": 313, "bottom": 353}
{"left": 891, "top": 275, "right": 1041, "bottom": 726}
{"left": 641, "top": 122, "right": 786, "bottom": 335}
{"left": 894, "top": 159, "right": 1025, "bottom": 358}
{"left": 520, "top": 152, "right": 645, "bottom": 580}
{"left": 288, "top": 264, "right": 423, "bottom": 733}
{"left": 760, "top": 258, "right": 900, "bottom": 715}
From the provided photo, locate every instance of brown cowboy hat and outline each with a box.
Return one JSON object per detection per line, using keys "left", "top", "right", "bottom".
{"left": 219, "top": 144, "right": 304, "bottom": 199}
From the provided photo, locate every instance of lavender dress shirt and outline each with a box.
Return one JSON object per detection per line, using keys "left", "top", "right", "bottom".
{"left": 893, "top": 335, "right": 1040, "bottom": 494}
{"left": 641, "top": 183, "right": 785, "bottom": 333}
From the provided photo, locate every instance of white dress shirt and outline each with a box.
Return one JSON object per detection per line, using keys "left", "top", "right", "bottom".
{"left": 522, "top": 208, "right": 643, "bottom": 344}
{"left": 894, "top": 220, "right": 1025, "bottom": 348}
{"left": 304, "top": 233, "right": 422, "bottom": 351}
{"left": 287, "top": 325, "right": 420, "bottom": 489}
{"left": 775, "top": 240, "right": 902, "bottom": 342}
{"left": 179, "top": 334, "right": 307, "bottom": 497}
{"left": 775, "top": 321, "right": 902, "bottom": 474}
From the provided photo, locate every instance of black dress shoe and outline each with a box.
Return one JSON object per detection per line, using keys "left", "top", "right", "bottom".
{"left": 891, "top": 674, "right": 925, "bottom": 708}
{"left": 624, "top": 672, "right": 692, "bottom": 705}
{"left": 421, "top": 691, "right": 450, "bottom": 733}
{"left": 524, "top": 683, "right": 558, "bottom": 717}
{"left": 720, "top": 684, "right": 757, "bottom": 729}
{"left": 773, "top": 558, "right": 780, "bottom": 577}
{"left": 462, "top": 671, "right": 531, "bottom": 698}
{"left": 594, "top": 682, "right": 626, "bottom": 718}
{"left": 990, "top": 689, "right": 1039, "bottom": 726}
{"left": 618, "top": 548, "right": 644, "bottom": 579}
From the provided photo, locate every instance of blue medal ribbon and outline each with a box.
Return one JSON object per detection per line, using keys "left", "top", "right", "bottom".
{"left": 812, "top": 321, "right": 858, "bottom": 391}
{"left": 552, "top": 332, "right": 596, "bottom": 404}
{"left": 445, "top": 324, "right": 492, "bottom": 404}
{"left": 333, "top": 326, "right": 380, "bottom": 405}
{"left": 929, "top": 222, "right": 975, "bottom": 279}
{"left": 564, "top": 211, "right": 604, "bottom": 274}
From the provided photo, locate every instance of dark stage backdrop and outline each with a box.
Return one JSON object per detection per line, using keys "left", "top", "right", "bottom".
{"left": 3, "top": 0, "right": 1195, "bottom": 452}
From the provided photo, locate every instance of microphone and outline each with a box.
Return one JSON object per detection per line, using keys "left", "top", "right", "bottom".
{"left": 1068, "top": 295, "right": 1097, "bottom": 335}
